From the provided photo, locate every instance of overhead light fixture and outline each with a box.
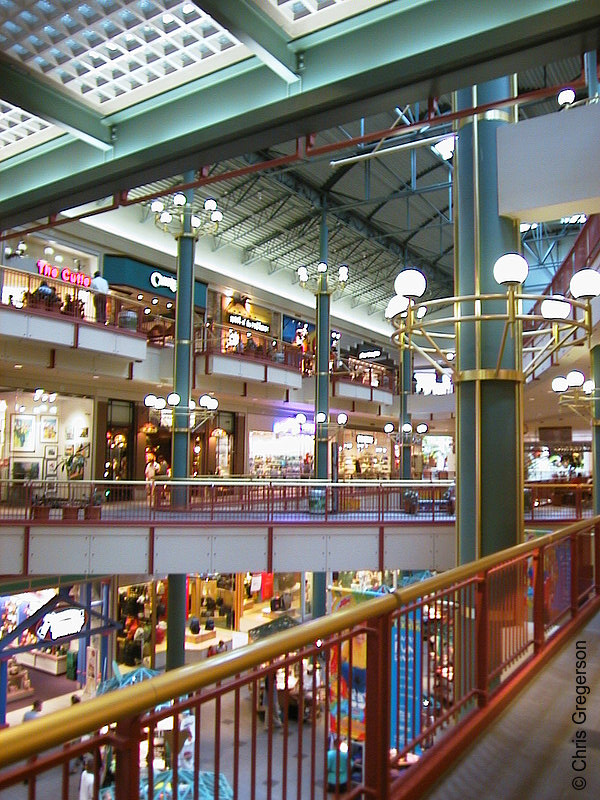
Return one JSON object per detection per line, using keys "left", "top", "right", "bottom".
{"left": 431, "top": 134, "right": 455, "bottom": 161}
{"left": 137, "top": 294, "right": 144, "bottom": 301}
{"left": 337, "top": 412, "right": 348, "bottom": 425}
{"left": 394, "top": 269, "right": 427, "bottom": 298}
{"left": 416, "top": 423, "right": 428, "bottom": 434}
{"left": 540, "top": 295, "right": 571, "bottom": 320}
{"left": 557, "top": 87, "right": 575, "bottom": 107}
{"left": 569, "top": 269, "right": 600, "bottom": 299}
{"left": 384, "top": 422, "right": 395, "bottom": 434}
{"left": 402, "top": 423, "right": 412, "bottom": 433}
{"left": 316, "top": 411, "right": 327, "bottom": 423}
{"left": 385, "top": 294, "right": 410, "bottom": 319}
{"left": 493, "top": 253, "right": 529, "bottom": 286}
{"left": 317, "top": 261, "right": 328, "bottom": 273}
{"left": 167, "top": 392, "right": 181, "bottom": 406}
{"left": 566, "top": 369, "right": 585, "bottom": 388}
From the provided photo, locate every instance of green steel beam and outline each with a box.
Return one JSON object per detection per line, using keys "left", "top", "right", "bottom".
{"left": 197, "top": 0, "right": 299, "bottom": 84}
{"left": 1, "top": 0, "right": 599, "bottom": 229}
{"left": 0, "top": 61, "right": 113, "bottom": 151}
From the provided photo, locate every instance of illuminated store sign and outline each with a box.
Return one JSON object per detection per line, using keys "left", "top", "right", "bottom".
{"left": 228, "top": 313, "right": 270, "bottom": 334}
{"left": 273, "top": 418, "right": 315, "bottom": 436}
{"left": 150, "top": 270, "right": 177, "bottom": 293}
{"left": 36, "top": 607, "right": 86, "bottom": 641}
{"left": 37, "top": 260, "right": 91, "bottom": 288}
{"left": 358, "top": 349, "right": 382, "bottom": 360}
{"left": 356, "top": 434, "right": 375, "bottom": 445}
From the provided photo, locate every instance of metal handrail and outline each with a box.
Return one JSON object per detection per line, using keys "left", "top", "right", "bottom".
{"left": 0, "top": 515, "right": 596, "bottom": 769}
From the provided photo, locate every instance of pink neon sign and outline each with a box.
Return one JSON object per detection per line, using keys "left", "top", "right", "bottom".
{"left": 37, "top": 260, "right": 91, "bottom": 288}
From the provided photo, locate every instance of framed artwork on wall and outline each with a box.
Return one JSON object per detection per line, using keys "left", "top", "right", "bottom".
{"left": 12, "top": 459, "right": 41, "bottom": 480}
{"left": 44, "top": 445, "right": 58, "bottom": 459}
{"left": 10, "top": 415, "right": 35, "bottom": 452}
{"left": 79, "top": 426, "right": 89, "bottom": 439}
{"left": 40, "top": 415, "right": 59, "bottom": 443}
{"left": 65, "top": 445, "right": 74, "bottom": 457}
{"left": 44, "top": 459, "right": 59, "bottom": 479}
{"left": 65, "top": 426, "right": 74, "bottom": 441}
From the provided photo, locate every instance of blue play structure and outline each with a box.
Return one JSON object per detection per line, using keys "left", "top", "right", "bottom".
{"left": 99, "top": 770, "right": 233, "bottom": 800}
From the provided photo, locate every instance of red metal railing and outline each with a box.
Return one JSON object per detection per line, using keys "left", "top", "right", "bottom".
{"left": 0, "top": 518, "right": 598, "bottom": 799}
{"left": 0, "top": 479, "right": 593, "bottom": 525}
{"left": 0, "top": 263, "right": 170, "bottom": 336}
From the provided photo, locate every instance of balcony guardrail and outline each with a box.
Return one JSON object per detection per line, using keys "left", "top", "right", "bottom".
{"left": 0, "top": 518, "right": 598, "bottom": 799}
{"left": 0, "top": 479, "right": 594, "bottom": 525}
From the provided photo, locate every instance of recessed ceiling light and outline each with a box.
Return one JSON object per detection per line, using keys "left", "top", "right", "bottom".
{"left": 14, "top": 363, "right": 22, "bottom": 369}
{"left": 166, "top": 302, "right": 173, "bottom": 309}
{"left": 93, "top": 375, "right": 99, "bottom": 380}
{"left": 137, "top": 294, "right": 144, "bottom": 301}
{"left": 151, "top": 298, "right": 159, "bottom": 305}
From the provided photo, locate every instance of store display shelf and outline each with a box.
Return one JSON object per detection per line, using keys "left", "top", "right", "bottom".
{"left": 15, "top": 650, "right": 68, "bottom": 675}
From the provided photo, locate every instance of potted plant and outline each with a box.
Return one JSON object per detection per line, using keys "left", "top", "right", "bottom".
{"left": 84, "top": 488, "right": 103, "bottom": 520}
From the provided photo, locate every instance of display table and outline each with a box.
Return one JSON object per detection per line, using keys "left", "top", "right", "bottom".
{"left": 16, "top": 650, "right": 68, "bottom": 675}
{"left": 185, "top": 630, "right": 216, "bottom": 645}
{"left": 7, "top": 660, "right": 34, "bottom": 703}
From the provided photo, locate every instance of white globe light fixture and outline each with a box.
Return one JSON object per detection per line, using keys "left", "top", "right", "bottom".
{"left": 173, "top": 192, "right": 186, "bottom": 207}
{"left": 316, "top": 411, "right": 327, "bottom": 424}
{"left": 150, "top": 200, "right": 164, "bottom": 213}
{"left": 167, "top": 392, "right": 181, "bottom": 406}
{"left": 338, "top": 264, "right": 349, "bottom": 284}
{"left": 566, "top": 369, "right": 585, "bottom": 387}
{"left": 384, "top": 422, "right": 395, "bottom": 434}
{"left": 295, "top": 413, "right": 307, "bottom": 424}
{"left": 317, "top": 261, "right": 328, "bottom": 273}
{"left": 385, "top": 294, "right": 410, "bottom": 319}
{"left": 431, "top": 134, "right": 455, "bottom": 161}
{"left": 540, "top": 295, "right": 571, "bottom": 320}
{"left": 416, "top": 423, "right": 428, "bottom": 434}
{"left": 394, "top": 269, "right": 427, "bottom": 298}
{"left": 199, "top": 394, "right": 211, "bottom": 408}
{"left": 144, "top": 394, "right": 157, "bottom": 407}
{"left": 569, "top": 269, "right": 600, "bottom": 299}
{"left": 583, "top": 380, "right": 595, "bottom": 395}
{"left": 204, "top": 198, "right": 217, "bottom": 212}
{"left": 402, "top": 422, "right": 412, "bottom": 434}
{"left": 297, "top": 266, "right": 309, "bottom": 285}
{"left": 557, "top": 88, "right": 575, "bottom": 107}
{"left": 337, "top": 412, "right": 348, "bottom": 425}
{"left": 154, "top": 397, "right": 167, "bottom": 410}
{"left": 552, "top": 376, "right": 569, "bottom": 393}
{"left": 493, "top": 253, "right": 529, "bottom": 286}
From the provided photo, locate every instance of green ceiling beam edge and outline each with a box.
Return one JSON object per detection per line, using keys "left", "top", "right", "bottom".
{"left": 197, "top": 0, "right": 299, "bottom": 84}
{"left": 0, "top": 62, "right": 113, "bottom": 150}
{"left": 0, "top": 0, "right": 599, "bottom": 229}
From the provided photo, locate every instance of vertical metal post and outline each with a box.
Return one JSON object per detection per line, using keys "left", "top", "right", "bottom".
{"left": 584, "top": 51, "right": 598, "bottom": 99}
{"left": 0, "top": 659, "right": 7, "bottom": 727}
{"left": 533, "top": 546, "right": 546, "bottom": 653}
{"left": 591, "top": 344, "right": 600, "bottom": 516}
{"left": 312, "top": 205, "right": 329, "bottom": 619}
{"left": 114, "top": 716, "right": 141, "bottom": 800}
{"left": 167, "top": 169, "right": 196, "bottom": 670}
{"left": 364, "top": 613, "right": 391, "bottom": 800}
{"left": 100, "top": 580, "right": 110, "bottom": 680}
{"left": 475, "top": 574, "right": 489, "bottom": 706}
{"left": 570, "top": 534, "right": 579, "bottom": 617}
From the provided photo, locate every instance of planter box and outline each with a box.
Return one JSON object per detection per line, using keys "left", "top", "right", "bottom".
{"left": 32, "top": 506, "right": 51, "bottom": 520}
{"left": 62, "top": 506, "right": 80, "bottom": 520}
{"left": 84, "top": 506, "right": 101, "bottom": 520}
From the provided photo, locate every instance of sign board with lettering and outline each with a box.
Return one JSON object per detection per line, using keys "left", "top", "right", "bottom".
{"left": 36, "top": 607, "right": 87, "bottom": 641}
{"left": 103, "top": 255, "right": 207, "bottom": 307}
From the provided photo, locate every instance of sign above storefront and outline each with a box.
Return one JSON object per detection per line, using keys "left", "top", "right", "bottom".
{"left": 273, "top": 418, "right": 315, "bottom": 436}
{"left": 358, "top": 349, "right": 382, "bottom": 360}
{"left": 37, "top": 260, "right": 91, "bottom": 288}
{"left": 228, "top": 313, "right": 270, "bottom": 334}
{"left": 356, "top": 433, "right": 375, "bottom": 445}
{"left": 150, "top": 270, "right": 177, "bottom": 293}
{"left": 36, "top": 607, "right": 86, "bottom": 641}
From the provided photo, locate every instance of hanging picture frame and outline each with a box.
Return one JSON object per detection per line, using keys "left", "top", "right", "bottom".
{"left": 10, "top": 415, "right": 35, "bottom": 452}
{"left": 44, "top": 459, "right": 59, "bottom": 479}
{"left": 44, "top": 445, "right": 58, "bottom": 459}
{"left": 12, "top": 459, "right": 41, "bottom": 480}
{"left": 40, "top": 415, "right": 59, "bottom": 443}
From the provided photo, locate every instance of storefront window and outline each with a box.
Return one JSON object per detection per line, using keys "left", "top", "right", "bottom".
{"left": 249, "top": 430, "right": 313, "bottom": 478}
{"left": 105, "top": 400, "right": 134, "bottom": 481}
{"left": 338, "top": 431, "right": 390, "bottom": 479}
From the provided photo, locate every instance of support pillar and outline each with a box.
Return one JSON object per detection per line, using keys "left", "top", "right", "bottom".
{"left": 455, "top": 77, "right": 522, "bottom": 563}
{"left": 312, "top": 206, "right": 329, "bottom": 619}
{"left": 167, "top": 169, "right": 196, "bottom": 670}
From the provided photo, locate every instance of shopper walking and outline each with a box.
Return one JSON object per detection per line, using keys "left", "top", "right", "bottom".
{"left": 79, "top": 758, "right": 95, "bottom": 800}
{"left": 90, "top": 270, "right": 109, "bottom": 324}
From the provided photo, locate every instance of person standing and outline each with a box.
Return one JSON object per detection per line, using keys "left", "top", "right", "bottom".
{"left": 79, "top": 758, "right": 95, "bottom": 800}
{"left": 90, "top": 270, "right": 109, "bottom": 324}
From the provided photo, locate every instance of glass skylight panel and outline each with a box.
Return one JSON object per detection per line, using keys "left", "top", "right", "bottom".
{"left": 0, "top": 1, "right": 244, "bottom": 111}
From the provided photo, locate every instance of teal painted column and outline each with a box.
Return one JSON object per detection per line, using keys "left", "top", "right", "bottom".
{"left": 455, "top": 78, "right": 522, "bottom": 563}
{"left": 400, "top": 350, "right": 412, "bottom": 479}
{"left": 167, "top": 170, "right": 195, "bottom": 670}
{"left": 312, "top": 207, "right": 329, "bottom": 619}
{"left": 592, "top": 344, "right": 600, "bottom": 515}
